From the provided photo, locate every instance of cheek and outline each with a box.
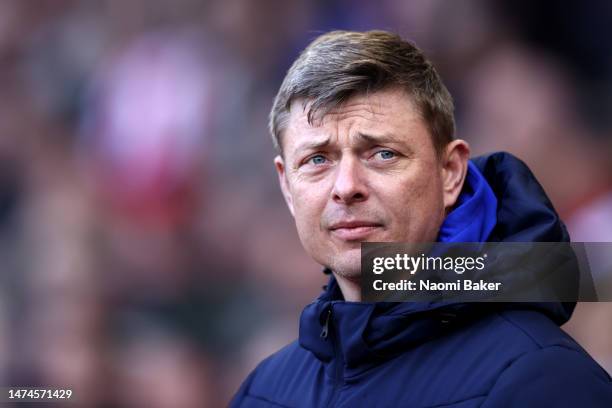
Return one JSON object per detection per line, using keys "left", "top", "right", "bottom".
{"left": 379, "top": 171, "right": 444, "bottom": 232}
{"left": 292, "top": 203, "right": 331, "bottom": 266}
{"left": 410, "top": 176, "right": 446, "bottom": 233}
{"left": 291, "top": 188, "right": 326, "bottom": 241}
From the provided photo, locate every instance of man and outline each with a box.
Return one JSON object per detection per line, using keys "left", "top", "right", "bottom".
{"left": 231, "top": 30, "right": 612, "bottom": 407}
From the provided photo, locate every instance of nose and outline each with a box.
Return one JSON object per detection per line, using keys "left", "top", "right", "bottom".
{"left": 331, "top": 156, "right": 369, "bottom": 205}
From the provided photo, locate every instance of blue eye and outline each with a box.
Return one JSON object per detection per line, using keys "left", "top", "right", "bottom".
{"left": 309, "top": 155, "right": 327, "bottom": 165}
{"left": 376, "top": 150, "right": 395, "bottom": 160}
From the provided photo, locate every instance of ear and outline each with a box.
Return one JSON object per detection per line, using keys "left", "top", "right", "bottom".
{"left": 274, "top": 155, "right": 295, "bottom": 217}
{"left": 440, "top": 139, "right": 470, "bottom": 211}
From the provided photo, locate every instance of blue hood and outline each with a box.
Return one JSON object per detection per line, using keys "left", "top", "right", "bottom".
{"left": 438, "top": 160, "right": 498, "bottom": 243}
{"left": 300, "top": 152, "right": 575, "bottom": 369}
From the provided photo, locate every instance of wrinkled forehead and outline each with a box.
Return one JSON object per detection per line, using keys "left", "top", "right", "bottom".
{"left": 293, "top": 87, "right": 417, "bottom": 122}
{"left": 280, "top": 88, "right": 426, "bottom": 153}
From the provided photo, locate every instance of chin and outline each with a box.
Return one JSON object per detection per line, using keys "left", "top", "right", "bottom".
{"left": 328, "top": 253, "right": 362, "bottom": 279}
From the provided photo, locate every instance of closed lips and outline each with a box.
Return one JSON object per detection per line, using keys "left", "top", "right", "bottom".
{"left": 329, "top": 221, "right": 381, "bottom": 230}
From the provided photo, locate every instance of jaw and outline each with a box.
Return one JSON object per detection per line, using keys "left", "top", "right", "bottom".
{"left": 333, "top": 270, "right": 362, "bottom": 302}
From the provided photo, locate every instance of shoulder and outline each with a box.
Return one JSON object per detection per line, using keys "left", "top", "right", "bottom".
{"left": 251, "top": 339, "right": 315, "bottom": 379}
{"left": 229, "top": 340, "right": 322, "bottom": 407}
{"left": 480, "top": 309, "right": 612, "bottom": 407}
{"left": 492, "top": 308, "right": 609, "bottom": 373}
{"left": 481, "top": 345, "right": 612, "bottom": 407}
{"left": 495, "top": 308, "right": 579, "bottom": 349}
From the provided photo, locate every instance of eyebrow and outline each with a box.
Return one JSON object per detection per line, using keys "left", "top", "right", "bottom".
{"left": 292, "top": 131, "right": 407, "bottom": 156}
{"left": 294, "top": 136, "right": 332, "bottom": 153}
{"left": 355, "top": 132, "right": 403, "bottom": 145}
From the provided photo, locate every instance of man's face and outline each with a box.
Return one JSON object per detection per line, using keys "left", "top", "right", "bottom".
{"left": 275, "top": 87, "right": 451, "bottom": 280}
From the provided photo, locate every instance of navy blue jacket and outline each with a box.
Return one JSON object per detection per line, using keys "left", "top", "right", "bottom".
{"left": 230, "top": 152, "right": 612, "bottom": 407}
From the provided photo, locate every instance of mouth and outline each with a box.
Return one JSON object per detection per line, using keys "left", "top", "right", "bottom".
{"left": 328, "top": 221, "right": 383, "bottom": 241}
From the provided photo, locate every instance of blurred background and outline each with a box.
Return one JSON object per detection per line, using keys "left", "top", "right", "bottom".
{"left": 0, "top": 0, "right": 611, "bottom": 406}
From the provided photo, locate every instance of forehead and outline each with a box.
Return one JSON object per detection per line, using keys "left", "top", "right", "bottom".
{"left": 283, "top": 87, "right": 427, "bottom": 149}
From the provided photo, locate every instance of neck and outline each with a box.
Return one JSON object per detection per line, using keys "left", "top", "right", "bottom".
{"left": 333, "top": 272, "right": 362, "bottom": 302}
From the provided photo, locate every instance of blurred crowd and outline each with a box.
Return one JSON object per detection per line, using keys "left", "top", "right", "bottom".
{"left": 0, "top": 1, "right": 611, "bottom": 406}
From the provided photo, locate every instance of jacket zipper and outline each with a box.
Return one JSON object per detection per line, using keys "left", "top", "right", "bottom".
{"left": 321, "top": 305, "right": 344, "bottom": 407}
{"left": 320, "top": 308, "right": 332, "bottom": 339}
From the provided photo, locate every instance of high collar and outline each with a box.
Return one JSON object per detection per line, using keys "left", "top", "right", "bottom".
{"left": 437, "top": 161, "right": 498, "bottom": 243}
{"left": 299, "top": 152, "right": 575, "bottom": 370}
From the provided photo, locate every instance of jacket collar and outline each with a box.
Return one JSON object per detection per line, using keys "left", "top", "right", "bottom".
{"left": 299, "top": 152, "right": 575, "bottom": 369}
